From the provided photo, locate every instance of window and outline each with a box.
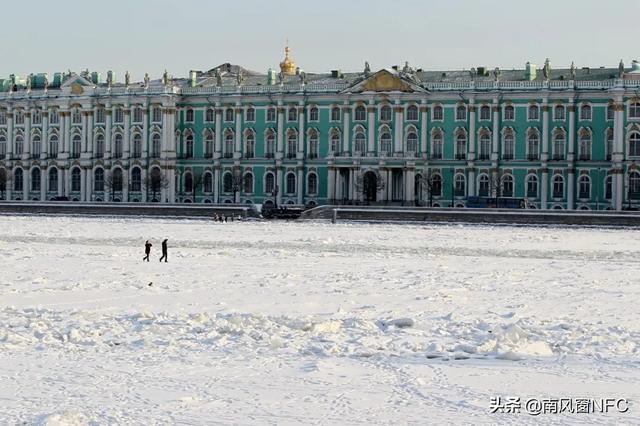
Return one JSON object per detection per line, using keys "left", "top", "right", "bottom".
{"left": 112, "top": 169, "right": 123, "bottom": 192}
{"left": 578, "top": 175, "right": 591, "bottom": 199}
{"left": 407, "top": 105, "right": 418, "bottom": 121}
{"left": 287, "top": 132, "right": 297, "bottom": 158}
{"left": 95, "top": 108, "right": 105, "bottom": 124}
{"left": 184, "top": 173, "right": 193, "bottom": 193}
{"left": 431, "top": 174, "right": 442, "bottom": 196}
{"left": 502, "top": 175, "right": 514, "bottom": 197}
{"left": 151, "top": 134, "right": 161, "bottom": 158}
{"left": 71, "top": 135, "right": 81, "bottom": 158}
{"left": 246, "top": 107, "right": 255, "bottom": 122}
{"left": 406, "top": 131, "right": 418, "bottom": 154}
{"left": 204, "top": 173, "right": 213, "bottom": 193}
{"left": 93, "top": 168, "right": 104, "bottom": 192}
{"left": 288, "top": 107, "right": 297, "bottom": 122}
{"left": 629, "top": 132, "right": 640, "bottom": 157}
{"left": 185, "top": 108, "right": 194, "bottom": 123}
{"left": 132, "top": 134, "right": 142, "bottom": 158}
{"left": 309, "top": 106, "right": 319, "bottom": 122}
{"left": 606, "top": 129, "right": 614, "bottom": 160}
{"left": 265, "top": 172, "right": 275, "bottom": 194}
{"left": 71, "top": 168, "right": 81, "bottom": 192}
{"left": 354, "top": 131, "right": 366, "bottom": 154}
{"left": 224, "top": 133, "right": 234, "bottom": 158}
{"left": 225, "top": 108, "right": 234, "bottom": 122}
{"left": 223, "top": 173, "right": 232, "bottom": 192}
{"left": 205, "top": 108, "right": 214, "bottom": 123}
{"left": 31, "top": 168, "right": 40, "bottom": 191}
{"left": 478, "top": 174, "right": 489, "bottom": 196}
{"left": 630, "top": 172, "right": 640, "bottom": 199}
{"left": 131, "top": 168, "right": 142, "bottom": 192}
{"left": 607, "top": 105, "right": 615, "bottom": 121}
{"left": 32, "top": 110, "right": 41, "bottom": 125}
{"left": 504, "top": 105, "right": 515, "bottom": 121}
{"left": 15, "top": 110, "right": 24, "bottom": 125}
{"left": 479, "top": 134, "right": 491, "bottom": 160}
{"left": 431, "top": 132, "right": 443, "bottom": 159}
{"left": 245, "top": 132, "right": 255, "bottom": 158}
{"left": 528, "top": 105, "right": 539, "bottom": 120}
{"left": 432, "top": 105, "right": 443, "bottom": 121}
{"left": 286, "top": 173, "right": 296, "bottom": 194}
{"left": 553, "top": 175, "right": 564, "bottom": 198}
{"left": 308, "top": 173, "right": 318, "bottom": 194}
{"left": 456, "top": 105, "right": 467, "bottom": 121}
{"left": 185, "top": 134, "right": 194, "bottom": 158}
{"left": 266, "top": 131, "right": 275, "bottom": 158}
{"left": 133, "top": 107, "right": 143, "bottom": 123}
{"left": 243, "top": 173, "right": 253, "bottom": 193}
{"left": 0, "top": 111, "right": 6, "bottom": 125}
{"left": 580, "top": 105, "right": 592, "bottom": 121}
{"left": 0, "top": 135, "right": 5, "bottom": 158}
{"left": 204, "top": 132, "right": 213, "bottom": 157}
{"left": 50, "top": 109, "right": 59, "bottom": 125}
{"left": 355, "top": 105, "right": 366, "bottom": 121}
{"left": 15, "top": 135, "right": 23, "bottom": 155}
{"left": 480, "top": 105, "right": 490, "bottom": 120}
{"left": 455, "top": 133, "right": 466, "bottom": 160}
{"left": 32, "top": 135, "right": 41, "bottom": 157}
{"left": 152, "top": 106, "right": 162, "bottom": 123}
{"left": 630, "top": 102, "right": 640, "bottom": 119}
{"left": 114, "top": 108, "right": 124, "bottom": 124}
{"left": 49, "top": 168, "right": 59, "bottom": 192}
{"left": 526, "top": 175, "right": 538, "bottom": 198}
{"left": 579, "top": 131, "right": 591, "bottom": 161}
{"left": 308, "top": 130, "right": 319, "bottom": 159}
{"left": 331, "top": 106, "right": 341, "bottom": 121}
{"left": 13, "top": 168, "right": 22, "bottom": 192}
{"left": 380, "top": 105, "right": 392, "bottom": 121}
{"left": 503, "top": 132, "right": 514, "bottom": 160}
{"left": 454, "top": 174, "right": 465, "bottom": 196}
{"left": 330, "top": 132, "right": 341, "bottom": 156}
{"left": 605, "top": 175, "right": 613, "bottom": 199}
{"left": 555, "top": 105, "right": 565, "bottom": 120}
{"left": 527, "top": 132, "right": 540, "bottom": 160}
{"left": 380, "top": 131, "right": 392, "bottom": 156}
{"left": 49, "top": 135, "right": 59, "bottom": 157}
{"left": 72, "top": 109, "right": 82, "bottom": 124}
{"left": 267, "top": 107, "right": 276, "bottom": 122}
{"left": 113, "top": 134, "right": 123, "bottom": 158}
{"left": 553, "top": 133, "right": 565, "bottom": 160}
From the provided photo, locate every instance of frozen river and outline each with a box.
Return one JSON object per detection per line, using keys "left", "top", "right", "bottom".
{"left": 0, "top": 216, "right": 638, "bottom": 425}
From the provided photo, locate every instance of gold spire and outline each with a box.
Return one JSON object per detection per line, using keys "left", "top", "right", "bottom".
{"left": 279, "top": 41, "right": 296, "bottom": 76}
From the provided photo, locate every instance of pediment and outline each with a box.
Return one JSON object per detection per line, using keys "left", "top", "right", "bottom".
{"left": 344, "top": 69, "right": 424, "bottom": 93}
{"left": 60, "top": 74, "right": 95, "bottom": 95}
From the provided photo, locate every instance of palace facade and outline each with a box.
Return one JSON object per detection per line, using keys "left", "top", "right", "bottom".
{"left": 2, "top": 49, "right": 640, "bottom": 210}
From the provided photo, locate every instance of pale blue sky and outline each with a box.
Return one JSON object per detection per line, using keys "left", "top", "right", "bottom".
{"left": 1, "top": 0, "right": 638, "bottom": 81}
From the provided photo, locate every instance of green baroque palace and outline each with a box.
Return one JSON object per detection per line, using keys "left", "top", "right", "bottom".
{"left": 2, "top": 48, "right": 640, "bottom": 210}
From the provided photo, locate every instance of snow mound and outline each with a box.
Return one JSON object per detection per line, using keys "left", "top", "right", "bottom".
{"left": 35, "top": 411, "right": 89, "bottom": 426}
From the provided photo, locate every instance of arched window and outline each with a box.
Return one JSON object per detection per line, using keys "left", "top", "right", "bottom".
{"left": 553, "top": 132, "right": 565, "bottom": 160}
{"left": 502, "top": 174, "right": 514, "bottom": 197}
{"left": 526, "top": 174, "right": 538, "bottom": 198}
{"left": 133, "top": 107, "right": 143, "bottom": 123}
{"left": 330, "top": 132, "right": 341, "bottom": 156}
{"left": 331, "top": 106, "right": 341, "bottom": 121}
{"left": 478, "top": 174, "right": 489, "bottom": 196}
{"left": 95, "top": 108, "right": 104, "bottom": 124}
{"left": 552, "top": 175, "right": 564, "bottom": 198}
{"left": 184, "top": 172, "right": 193, "bottom": 193}
{"left": 308, "top": 130, "right": 319, "bottom": 159}
{"left": 286, "top": 172, "right": 296, "bottom": 194}
{"left": 605, "top": 175, "right": 613, "bottom": 199}
{"left": 71, "top": 168, "right": 81, "bottom": 192}
{"left": 480, "top": 105, "right": 491, "bottom": 120}
{"left": 578, "top": 175, "right": 591, "bottom": 199}
{"left": 431, "top": 132, "right": 443, "bottom": 159}
{"left": 203, "top": 173, "right": 213, "bottom": 193}
{"left": 407, "top": 105, "right": 418, "bottom": 121}
{"left": 49, "top": 135, "right": 59, "bottom": 158}
{"left": 555, "top": 105, "right": 566, "bottom": 121}
{"left": 265, "top": 172, "right": 275, "bottom": 194}
{"left": 629, "top": 132, "right": 640, "bottom": 157}
{"left": 224, "top": 132, "right": 234, "bottom": 158}
{"left": 47, "top": 168, "right": 58, "bottom": 192}
{"left": 13, "top": 168, "right": 23, "bottom": 192}
{"left": 454, "top": 173, "right": 465, "bottom": 196}
{"left": 503, "top": 132, "right": 514, "bottom": 160}
{"left": 71, "top": 134, "right": 81, "bottom": 158}
{"left": 112, "top": 169, "right": 123, "bottom": 192}
{"left": 406, "top": 131, "right": 418, "bottom": 154}
{"left": 288, "top": 107, "right": 298, "bottom": 122}
{"left": 32, "top": 110, "right": 41, "bottom": 125}
{"left": 528, "top": 105, "right": 539, "bottom": 120}
{"left": 580, "top": 104, "right": 592, "bottom": 121}
{"left": 114, "top": 108, "right": 124, "bottom": 124}
{"left": 132, "top": 134, "right": 142, "bottom": 158}
{"left": 266, "top": 107, "right": 276, "bottom": 122}
{"left": 49, "top": 109, "right": 59, "bottom": 124}
{"left": 606, "top": 129, "right": 614, "bottom": 160}
{"left": 245, "top": 132, "right": 255, "bottom": 159}
{"left": 308, "top": 173, "right": 318, "bottom": 194}
{"left": 607, "top": 104, "right": 615, "bottom": 120}
{"left": 151, "top": 106, "right": 162, "bottom": 123}
{"left": 355, "top": 105, "right": 366, "bottom": 121}
{"left": 455, "top": 132, "right": 466, "bottom": 160}
{"left": 354, "top": 131, "right": 366, "bottom": 154}
{"left": 243, "top": 173, "right": 253, "bottom": 193}
{"left": 479, "top": 133, "right": 491, "bottom": 160}
{"left": 113, "top": 134, "right": 123, "bottom": 158}
{"left": 185, "top": 108, "right": 194, "bottom": 123}
{"left": 380, "top": 131, "right": 392, "bottom": 156}
{"left": 15, "top": 135, "right": 23, "bottom": 156}
{"left": 579, "top": 131, "right": 591, "bottom": 160}
{"left": 205, "top": 108, "right": 215, "bottom": 122}
{"left": 266, "top": 131, "right": 275, "bottom": 158}
{"left": 456, "top": 105, "right": 467, "bottom": 121}
{"left": 31, "top": 168, "right": 41, "bottom": 191}
{"left": 380, "top": 105, "right": 392, "bottom": 121}
{"left": 527, "top": 131, "right": 539, "bottom": 160}
{"left": 0, "top": 134, "right": 6, "bottom": 158}
{"left": 72, "top": 108, "right": 82, "bottom": 124}
{"left": 432, "top": 105, "right": 443, "bottom": 121}
{"left": 504, "top": 105, "right": 515, "bottom": 120}
{"left": 32, "top": 135, "right": 41, "bottom": 157}
{"left": 93, "top": 168, "right": 104, "bottom": 192}
{"left": 309, "top": 106, "right": 319, "bottom": 122}
{"left": 246, "top": 107, "right": 255, "bottom": 122}
{"left": 131, "top": 168, "right": 142, "bottom": 192}
{"left": 630, "top": 171, "right": 640, "bottom": 200}
{"left": 94, "top": 134, "right": 104, "bottom": 158}
{"left": 287, "top": 132, "right": 297, "bottom": 158}
{"left": 151, "top": 134, "right": 161, "bottom": 158}
{"left": 431, "top": 174, "right": 442, "bottom": 196}
{"left": 185, "top": 134, "right": 194, "bottom": 158}
{"left": 630, "top": 102, "right": 640, "bottom": 119}
{"left": 204, "top": 131, "right": 214, "bottom": 157}
{"left": 223, "top": 172, "right": 232, "bottom": 192}
{"left": 225, "top": 108, "right": 234, "bottom": 122}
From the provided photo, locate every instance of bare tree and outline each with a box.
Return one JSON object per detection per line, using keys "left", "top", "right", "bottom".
{"left": 191, "top": 171, "right": 203, "bottom": 200}
{"left": 0, "top": 168, "right": 11, "bottom": 200}
{"left": 415, "top": 170, "right": 440, "bottom": 207}
{"left": 353, "top": 169, "right": 385, "bottom": 205}
{"left": 143, "top": 168, "right": 169, "bottom": 202}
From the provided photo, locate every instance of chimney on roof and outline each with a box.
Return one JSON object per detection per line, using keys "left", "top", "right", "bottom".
{"left": 525, "top": 62, "right": 537, "bottom": 81}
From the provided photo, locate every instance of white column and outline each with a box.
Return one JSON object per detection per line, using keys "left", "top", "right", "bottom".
{"left": 276, "top": 164, "right": 283, "bottom": 205}
{"left": 140, "top": 168, "right": 147, "bottom": 202}
{"left": 567, "top": 170, "right": 575, "bottom": 210}
{"left": 327, "top": 166, "right": 335, "bottom": 203}
{"left": 367, "top": 106, "right": 375, "bottom": 154}
{"left": 123, "top": 169, "right": 129, "bottom": 202}
{"left": 542, "top": 103, "right": 549, "bottom": 158}
{"left": 86, "top": 167, "right": 93, "bottom": 202}
{"left": 23, "top": 111, "right": 31, "bottom": 160}
{"left": 468, "top": 104, "right": 476, "bottom": 158}
{"left": 568, "top": 104, "right": 576, "bottom": 157}
{"left": 60, "top": 111, "right": 69, "bottom": 158}
{"left": 407, "top": 168, "right": 415, "bottom": 203}
{"left": 342, "top": 107, "right": 350, "bottom": 155}
{"left": 541, "top": 169, "right": 549, "bottom": 209}
{"left": 40, "top": 169, "right": 46, "bottom": 201}
{"left": 394, "top": 106, "right": 403, "bottom": 154}
{"left": 57, "top": 168, "right": 63, "bottom": 196}
{"left": 168, "top": 167, "right": 175, "bottom": 202}
{"left": 420, "top": 105, "right": 428, "bottom": 155}
{"left": 277, "top": 107, "right": 284, "bottom": 153}
{"left": 213, "top": 167, "right": 220, "bottom": 203}
{"left": 142, "top": 109, "right": 149, "bottom": 158}
{"left": 297, "top": 167, "right": 304, "bottom": 204}
{"left": 468, "top": 169, "right": 476, "bottom": 197}
{"left": 491, "top": 103, "right": 500, "bottom": 157}
{"left": 235, "top": 107, "right": 242, "bottom": 153}
{"left": 105, "top": 108, "right": 112, "bottom": 158}
{"left": 23, "top": 168, "right": 30, "bottom": 200}
{"left": 41, "top": 111, "right": 49, "bottom": 159}
{"left": 298, "top": 107, "right": 305, "bottom": 154}
{"left": 80, "top": 168, "right": 87, "bottom": 201}
{"left": 123, "top": 108, "right": 130, "bottom": 159}
{"left": 214, "top": 108, "right": 222, "bottom": 156}
{"left": 348, "top": 168, "right": 354, "bottom": 201}
{"left": 335, "top": 168, "right": 342, "bottom": 201}
{"left": 614, "top": 101, "right": 624, "bottom": 210}
{"left": 6, "top": 110, "right": 13, "bottom": 158}
{"left": 567, "top": 104, "right": 575, "bottom": 210}
{"left": 64, "top": 168, "right": 70, "bottom": 197}
{"left": 81, "top": 111, "right": 89, "bottom": 155}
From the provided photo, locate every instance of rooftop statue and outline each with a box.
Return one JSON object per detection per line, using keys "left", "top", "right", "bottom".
{"left": 493, "top": 67, "right": 501, "bottom": 82}
{"left": 469, "top": 68, "right": 476, "bottom": 79}
{"left": 619, "top": 59, "right": 625, "bottom": 78}
{"left": 125, "top": 71, "right": 131, "bottom": 86}
{"left": 364, "top": 61, "right": 371, "bottom": 75}
{"left": 144, "top": 73, "right": 150, "bottom": 87}
{"left": 299, "top": 69, "right": 306, "bottom": 84}
{"left": 26, "top": 75, "right": 31, "bottom": 91}
{"left": 570, "top": 62, "right": 576, "bottom": 80}
{"left": 162, "top": 69, "right": 168, "bottom": 86}
{"left": 43, "top": 74, "right": 49, "bottom": 90}
{"left": 543, "top": 58, "right": 551, "bottom": 81}
{"left": 236, "top": 69, "right": 243, "bottom": 86}
{"left": 213, "top": 69, "right": 222, "bottom": 87}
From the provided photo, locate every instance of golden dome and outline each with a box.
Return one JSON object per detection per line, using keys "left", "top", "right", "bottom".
{"left": 279, "top": 45, "right": 296, "bottom": 76}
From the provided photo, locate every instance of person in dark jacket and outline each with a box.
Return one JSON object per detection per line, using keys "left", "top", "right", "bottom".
{"left": 143, "top": 240, "right": 152, "bottom": 262}
{"left": 159, "top": 239, "right": 168, "bottom": 262}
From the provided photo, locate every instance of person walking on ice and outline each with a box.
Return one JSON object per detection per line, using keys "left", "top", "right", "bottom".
{"left": 159, "top": 239, "right": 168, "bottom": 262}
{"left": 143, "top": 240, "right": 152, "bottom": 262}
